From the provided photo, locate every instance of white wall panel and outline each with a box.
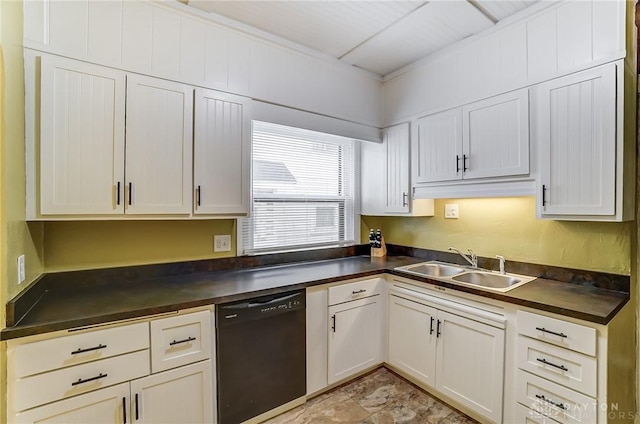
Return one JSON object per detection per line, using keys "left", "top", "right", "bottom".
{"left": 526, "top": 10, "right": 557, "bottom": 82}
{"left": 592, "top": 0, "right": 625, "bottom": 61}
{"left": 499, "top": 23, "right": 527, "bottom": 91}
{"left": 204, "top": 24, "right": 229, "bottom": 90}
{"left": 49, "top": 0, "right": 87, "bottom": 58}
{"left": 87, "top": 1, "right": 122, "bottom": 66}
{"left": 227, "top": 31, "right": 252, "bottom": 95}
{"left": 23, "top": 0, "right": 49, "bottom": 46}
{"left": 122, "top": 1, "right": 153, "bottom": 73}
{"left": 180, "top": 17, "right": 206, "bottom": 85}
{"left": 556, "top": 1, "right": 592, "bottom": 72}
{"left": 151, "top": 8, "right": 181, "bottom": 80}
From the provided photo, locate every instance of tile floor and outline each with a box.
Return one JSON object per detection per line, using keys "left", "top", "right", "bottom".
{"left": 265, "top": 367, "right": 479, "bottom": 424}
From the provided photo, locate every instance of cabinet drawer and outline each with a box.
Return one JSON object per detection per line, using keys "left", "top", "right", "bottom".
{"left": 328, "top": 278, "right": 382, "bottom": 306}
{"left": 15, "top": 350, "right": 149, "bottom": 412}
{"left": 514, "top": 403, "right": 561, "bottom": 423}
{"left": 516, "top": 369, "right": 597, "bottom": 424}
{"left": 517, "top": 335, "right": 597, "bottom": 397}
{"left": 14, "top": 322, "right": 149, "bottom": 378}
{"left": 150, "top": 310, "right": 212, "bottom": 373}
{"left": 517, "top": 310, "right": 596, "bottom": 356}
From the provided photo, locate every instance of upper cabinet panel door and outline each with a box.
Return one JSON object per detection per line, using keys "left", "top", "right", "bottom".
{"left": 193, "top": 89, "right": 249, "bottom": 215}
{"left": 415, "top": 108, "right": 463, "bottom": 183}
{"left": 40, "top": 55, "right": 126, "bottom": 215}
{"left": 384, "top": 123, "right": 410, "bottom": 213}
{"left": 535, "top": 63, "right": 617, "bottom": 216}
{"left": 125, "top": 75, "right": 193, "bottom": 215}
{"left": 462, "top": 89, "right": 529, "bottom": 180}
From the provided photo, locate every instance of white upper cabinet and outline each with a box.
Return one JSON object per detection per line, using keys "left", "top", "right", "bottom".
{"left": 534, "top": 62, "right": 627, "bottom": 220}
{"left": 415, "top": 108, "right": 463, "bottom": 184}
{"left": 416, "top": 89, "right": 529, "bottom": 184}
{"left": 461, "top": 89, "right": 529, "bottom": 180}
{"left": 193, "top": 89, "right": 250, "bottom": 216}
{"left": 40, "top": 55, "right": 126, "bottom": 215}
{"left": 361, "top": 123, "right": 434, "bottom": 216}
{"left": 125, "top": 75, "right": 193, "bottom": 215}
{"left": 384, "top": 123, "right": 411, "bottom": 213}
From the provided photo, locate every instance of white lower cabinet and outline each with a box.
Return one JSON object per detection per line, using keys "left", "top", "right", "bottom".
{"left": 388, "top": 286, "right": 505, "bottom": 423}
{"left": 130, "top": 361, "right": 213, "bottom": 424}
{"left": 328, "top": 296, "right": 383, "bottom": 385}
{"left": 15, "top": 383, "right": 131, "bottom": 424}
{"left": 8, "top": 309, "right": 214, "bottom": 424}
{"left": 327, "top": 278, "right": 384, "bottom": 385}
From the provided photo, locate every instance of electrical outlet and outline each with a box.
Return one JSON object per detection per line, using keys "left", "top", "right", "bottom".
{"left": 444, "top": 203, "right": 459, "bottom": 219}
{"left": 214, "top": 235, "right": 231, "bottom": 252}
{"left": 17, "top": 255, "right": 26, "bottom": 284}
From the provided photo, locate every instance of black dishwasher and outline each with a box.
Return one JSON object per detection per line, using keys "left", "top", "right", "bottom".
{"left": 216, "top": 290, "right": 306, "bottom": 424}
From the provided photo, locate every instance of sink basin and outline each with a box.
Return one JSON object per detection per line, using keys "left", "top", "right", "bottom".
{"left": 452, "top": 272, "right": 522, "bottom": 290}
{"left": 397, "top": 262, "right": 465, "bottom": 277}
{"left": 395, "top": 261, "right": 536, "bottom": 292}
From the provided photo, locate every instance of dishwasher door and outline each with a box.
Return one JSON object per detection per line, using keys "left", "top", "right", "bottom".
{"left": 216, "top": 290, "right": 306, "bottom": 424}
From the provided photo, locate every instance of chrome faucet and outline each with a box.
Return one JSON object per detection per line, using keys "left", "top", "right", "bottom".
{"left": 496, "top": 255, "right": 506, "bottom": 274}
{"left": 448, "top": 247, "right": 478, "bottom": 268}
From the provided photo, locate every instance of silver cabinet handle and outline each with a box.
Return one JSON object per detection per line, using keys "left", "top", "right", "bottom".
{"left": 402, "top": 192, "right": 408, "bottom": 207}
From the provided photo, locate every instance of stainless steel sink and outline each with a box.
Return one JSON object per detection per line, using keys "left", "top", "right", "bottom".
{"left": 399, "top": 262, "right": 465, "bottom": 277}
{"left": 395, "top": 261, "right": 536, "bottom": 292}
{"left": 451, "top": 272, "right": 522, "bottom": 289}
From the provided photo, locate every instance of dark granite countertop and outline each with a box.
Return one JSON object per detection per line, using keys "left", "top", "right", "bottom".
{"left": 1, "top": 251, "right": 629, "bottom": 340}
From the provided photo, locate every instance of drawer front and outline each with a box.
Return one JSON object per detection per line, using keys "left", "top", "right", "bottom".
{"left": 328, "top": 278, "right": 382, "bottom": 305}
{"left": 516, "top": 369, "right": 597, "bottom": 424}
{"left": 517, "top": 335, "right": 597, "bottom": 397}
{"left": 150, "top": 310, "right": 212, "bottom": 373}
{"left": 515, "top": 403, "right": 561, "bottom": 423}
{"left": 14, "top": 322, "right": 149, "bottom": 378}
{"left": 517, "top": 310, "right": 596, "bottom": 356}
{"left": 15, "top": 350, "right": 149, "bottom": 412}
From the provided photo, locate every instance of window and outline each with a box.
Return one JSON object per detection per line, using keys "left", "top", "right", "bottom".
{"left": 240, "top": 121, "right": 356, "bottom": 255}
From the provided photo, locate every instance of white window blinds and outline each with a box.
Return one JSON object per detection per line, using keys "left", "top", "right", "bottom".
{"left": 240, "top": 121, "right": 356, "bottom": 255}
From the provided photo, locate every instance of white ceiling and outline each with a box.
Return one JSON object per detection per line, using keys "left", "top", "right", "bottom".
{"left": 186, "top": 0, "right": 539, "bottom": 77}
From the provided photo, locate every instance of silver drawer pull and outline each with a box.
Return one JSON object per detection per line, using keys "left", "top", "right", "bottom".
{"left": 535, "top": 327, "right": 568, "bottom": 338}
{"left": 71, "top": 344, "right": 107, "bottom": 355}
{"left": 535, "top": 394, "right": 566, "bottom": 410}
{"left": 72, "top": 372, "right": 108, "bottom": 386}
{"left": 352, "top": 289, "right": 367, "bottom": 294}
{"left": 536, "top": 357, "right": 569, "bottom": 371}
{"left": 169, "top": 336, "right": 196, "bottom": 346}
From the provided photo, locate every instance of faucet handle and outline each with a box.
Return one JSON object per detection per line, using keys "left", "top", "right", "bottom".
{"left": 496, "top": 255, "right": 506, "bottom": 274}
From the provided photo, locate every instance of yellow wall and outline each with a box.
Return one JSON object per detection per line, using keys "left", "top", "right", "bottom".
{"left": 362, "top": 197, "right": 631, "bottom": 275}
{"left": 1, "top": 1, "right": 44, "bottom": 423}
{"left": 44, "top": 220, "right": 236, "bottom": 271}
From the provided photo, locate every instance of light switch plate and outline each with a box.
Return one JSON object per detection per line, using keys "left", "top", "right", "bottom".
{"left": 444, "top": 203, "right": 459, "bottom": 219}
{"left": 214, "top": 235, "right": 231, "bottom": 252}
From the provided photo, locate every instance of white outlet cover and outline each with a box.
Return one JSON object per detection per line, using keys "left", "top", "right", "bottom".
{"left": 444, "top": 203, "right": 459, "bottom": 219}
{"left": 214, "top": 235, "right": 231, "bottom": 252}
{"left": 17, "top": 255, "right": 26, "bottom": 284}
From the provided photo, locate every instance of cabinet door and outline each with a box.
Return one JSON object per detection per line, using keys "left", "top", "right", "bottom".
{"left": 415, "top": 108, "right": 463, "bottom": 183}
{"left": 15, "top": 383, "right": 130, "bottom": 424}
{"left": 194, "top": 88, "right": 249, "bottom": 215}
{"left": 462, "top": 89, "right": 529, "bottom": 179}
{"left": 388, "top": 295, "right": 437, "bottom": 387}
{"left": 435, "top": 311, "right": 505, "bottom": 423}
{"left": 535, "top": 63, "right": 616, "bottom": 216}
{"left": 125, "top": 74, "right": 193, "bottom": 214}
{"left": 130, "top": 360, "right": 213, "bottom": 424}
{"left": 360, "top": 139, "right": 386, "bottom": 215}
{"left": 306, "top": 287, "right": 329, "bottom": 395}
{"left": 328, "top": 297, "right": 382, "bottom": 384}
{"left": 384, "top": 123, "right": 410, "bottom": 213}
{"left": 40, "top": 55, "right": 126, "bottom": 215}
